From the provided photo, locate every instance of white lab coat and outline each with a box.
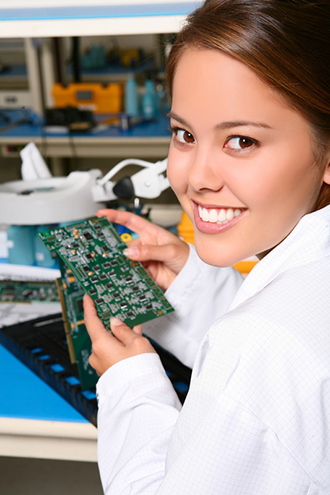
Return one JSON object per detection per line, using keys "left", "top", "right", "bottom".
{"left": 96, "top": 205, "right": 330, "bottom": 495}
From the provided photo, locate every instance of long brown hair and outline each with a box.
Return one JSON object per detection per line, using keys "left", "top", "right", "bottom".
{"left": 166, "top": 0, "right": 330, "bottom": 210}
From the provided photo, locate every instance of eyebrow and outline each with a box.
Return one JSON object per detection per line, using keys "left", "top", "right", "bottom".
{"left": 167, "top": 111, "right": 272, "bottom": 130}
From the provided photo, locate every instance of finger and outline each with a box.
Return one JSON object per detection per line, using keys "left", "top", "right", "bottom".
{"left": 132, "top": 324, "right": 143, "bottom": 336}
{"left": 125, "top": 238, "right": 141, "bottom": 248}
{"left": 96, "top": 208, "right": 155, "bottom": 235}
{"left": 110, "top": 317, "right": 137, "bottom": 344}
{"left": 89, "top": 353, "right": 101, "bottom": 376}
{"left": 124, "top": 243, "right": 184, "bottom": 264}
{"left": 83, "top": 294, "right": 110, "bottom": 341}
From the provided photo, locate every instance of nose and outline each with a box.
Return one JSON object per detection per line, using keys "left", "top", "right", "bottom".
{"left": 187, "top": 149, "right": 224, "bottom": 192}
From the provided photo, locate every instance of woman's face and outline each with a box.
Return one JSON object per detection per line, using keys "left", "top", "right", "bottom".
{"left": 167, "top": 49, "right": 330, "bottom": 267}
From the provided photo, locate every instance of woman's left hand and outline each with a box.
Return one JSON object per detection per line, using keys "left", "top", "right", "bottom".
{"left": 83, "top": 294, "right": 156, "bottom": 376}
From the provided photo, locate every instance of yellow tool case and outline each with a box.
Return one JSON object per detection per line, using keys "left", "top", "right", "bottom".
{"left": 52, "top": 83, "right": 123, "bottom": 113}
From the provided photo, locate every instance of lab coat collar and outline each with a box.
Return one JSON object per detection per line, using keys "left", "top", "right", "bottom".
{"left": 228, "top": 205, "right": 330, "bottom": 311}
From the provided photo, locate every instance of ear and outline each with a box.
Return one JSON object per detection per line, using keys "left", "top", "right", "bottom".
{"left": 323, "top": 158, "right": 330, "bottom": 185}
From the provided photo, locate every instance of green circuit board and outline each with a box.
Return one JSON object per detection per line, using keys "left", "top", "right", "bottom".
{"left": 0, "top": 280, "right": 60, "bottom": 304}
{"left": 56, "top": 259, "right": 98, "bottom": 390}
{"left": 38, "top": 216, "right": 174, "bottom": 332}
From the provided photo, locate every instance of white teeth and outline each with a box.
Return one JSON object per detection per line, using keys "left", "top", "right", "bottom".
{"left": 202, "top": 208, "right": 209, "bottom": 222}
{"left": 208, "top": 209, "right": 218, "bottom": 223}
{"left": 218, "top": 208, "right": 226, "bottom": 222}
{"left": 198, "top": 206, "right": 243, "bottom": 224}
{"left": 227, "top": 208, "right": 234, "bottom": 221}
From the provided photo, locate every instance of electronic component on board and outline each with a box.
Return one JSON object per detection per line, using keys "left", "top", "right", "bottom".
{"left": 38, "top": 216, "right": 174, "bottom": 330}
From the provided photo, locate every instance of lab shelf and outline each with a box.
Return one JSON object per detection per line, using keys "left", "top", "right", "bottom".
{"left": 0, "top": 2, "right": 202, "bottom": 38}
{"left": 0, "top": 108, "right": 171, "bottom": 158}
{"left": 0, "top": 59, "right": 158, "bottom": 88}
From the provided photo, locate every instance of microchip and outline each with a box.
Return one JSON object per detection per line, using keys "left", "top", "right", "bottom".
{"left": 102, "top": 245, "right": 110, "bottom": 252}
{"left": 77, "top": 299, "right": 84, "bottom": 312}
{"left": 90, "top": 276, "right": 98, "bottom": 283}
{"left": 106, "top": 283, "right": 114, "bottom": 290}
{"left": 113, "top": 292, "right": 120, "bottom": 299}
{"left": 94, "top": 265, "right": 101, "bottom": 271}
{"left": 83, "top": 232, "right": 93, "bottom": 241}
{"left": 95, "top": 298, "right": 103, "bottom": 305}
{"left": 110, "top": 260, "right": 117, "bottom": 266}
{"left": 86, "top": 253, "right": 93, "bottom": 260}
{"left": 89, "top": 288, "right": 97, "bottom": 295}
{"left": 146, "top": 304, "right": 153, "bottom": 310}
{"left": 97, "top": 232, "right": 104, "bottom": 237}
{"left": 103, "top": 262, "right": 110, "bottom": 269}
{"left": 99, "top": 273, "right": 107, "bottom": 280}
{"left": 82, "top": 265, "right": 90, "bottom": 272}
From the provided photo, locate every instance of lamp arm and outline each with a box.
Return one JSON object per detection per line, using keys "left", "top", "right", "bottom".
{"left": 92, "top": 158, "right": 169, "bottom": 202}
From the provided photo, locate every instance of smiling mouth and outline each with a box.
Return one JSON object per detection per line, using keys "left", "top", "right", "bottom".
{"left": 198, "top": 205, "right": 244, "bottom": 224}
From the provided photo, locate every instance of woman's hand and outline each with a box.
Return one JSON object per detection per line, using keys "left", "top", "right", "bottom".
{"left": 97, "top": 208, "right": 190, "bottom": 291}
{"left": 84, "top": 295, "right": 156, "bottom": 375}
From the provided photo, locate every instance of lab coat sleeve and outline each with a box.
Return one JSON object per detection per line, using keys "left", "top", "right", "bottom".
{"left": 96, "top": 352, "right": 182, "bottom": 495}
{"left": 142, "top": 244, "right": 243, "bottom": 368}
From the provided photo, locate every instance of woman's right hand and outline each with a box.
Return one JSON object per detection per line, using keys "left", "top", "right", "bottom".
{"left": 97, "top": 208, "right": 190, "bottom": 291}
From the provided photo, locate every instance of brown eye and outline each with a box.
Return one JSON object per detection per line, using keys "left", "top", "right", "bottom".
{"left": 183, "top": 131, "right": 195, "bottom": 143}
{"left": 176, "top": 129, "right": 195, "bottom": 144}
{"left": 239, "top": 137, "right": 253, "bottom": 148}
{"left": 225, "top": 136, "right": 257, "bottom": 150}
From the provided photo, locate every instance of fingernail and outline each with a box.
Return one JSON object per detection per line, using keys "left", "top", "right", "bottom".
{"left": 110, "top": 317, "right": 123, "bottom": 327}
{"left": 123, "top": 246, "right": 139, "bottom": 257}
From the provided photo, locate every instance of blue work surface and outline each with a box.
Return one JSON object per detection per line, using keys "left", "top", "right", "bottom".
{"left": 0, "top": 343, "right": 87, "bottom": 423}
{"left": 0, "top": 109, "right": 171, "bottom": 139}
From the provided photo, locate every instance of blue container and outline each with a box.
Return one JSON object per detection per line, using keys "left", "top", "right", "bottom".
{"left": 7, "top": 225, "right": 35, "bottom": 266}
{"left": 124, "top": 77, "right": 139, "bottom": 119}
{"left": 34, "top": 224, "right": 58, "bottom": 268}
{"left": 142, "top": 80, "right": 156, "bottom": 119}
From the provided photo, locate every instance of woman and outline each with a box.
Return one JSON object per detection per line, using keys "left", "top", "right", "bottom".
{"left": 84, "top": 0, "right": 330, "bottom": 493}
